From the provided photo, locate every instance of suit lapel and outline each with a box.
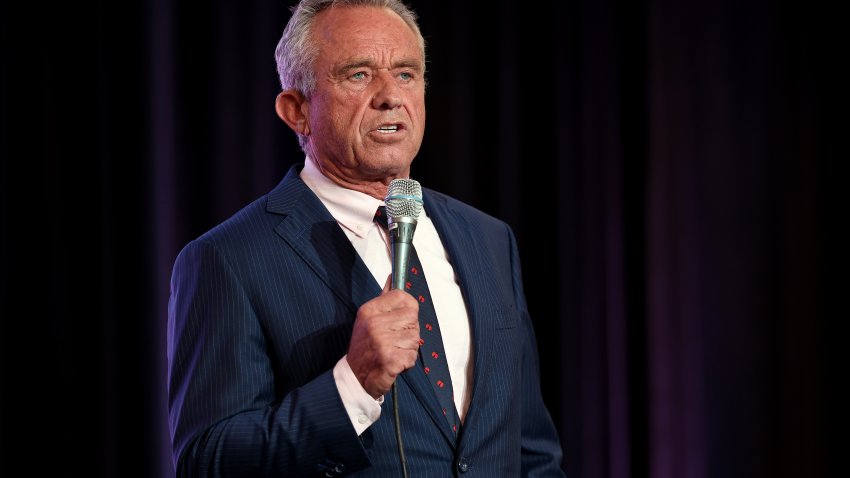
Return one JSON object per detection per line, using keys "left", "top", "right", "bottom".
{"left": 267, "top": 166, "right": 380, "bottom": 313}
{"left": 422, "top": 190, "right": 503, "bottom": 437}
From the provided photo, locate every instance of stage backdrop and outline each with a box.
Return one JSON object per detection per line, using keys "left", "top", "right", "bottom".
{"left": 0, "top": 0, "right": 838, "bottom": 477}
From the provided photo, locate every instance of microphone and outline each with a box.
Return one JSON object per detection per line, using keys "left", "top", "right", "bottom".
{"left": 384, "top": 178, "right": 422, "bottom": 478}
{"left": 384, "top": 178, "right": 423, "bottom": 291}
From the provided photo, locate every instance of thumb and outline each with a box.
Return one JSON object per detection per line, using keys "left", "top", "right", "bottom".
{"left": 381, "top": 274, "right": 393, "bottom": 294}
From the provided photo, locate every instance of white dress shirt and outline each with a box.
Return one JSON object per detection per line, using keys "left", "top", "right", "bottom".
{"left": 299, "top": 158, "right": 473, "bottom": 435}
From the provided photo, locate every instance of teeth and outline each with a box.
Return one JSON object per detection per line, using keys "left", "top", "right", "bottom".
{"left": 377, "top": 125, "right": 399, "bottom": 133}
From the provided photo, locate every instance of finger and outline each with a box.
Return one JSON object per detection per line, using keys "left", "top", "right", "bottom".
{"left": 387, "top": 317, "right": 420, "bottom": 332}
{"left": 381, "top": 273, "right": 392, "bottom": 295}
{"left": 396, "top": 336, "right": 424, "bottom": 350}
{"left": 375, "top": 287, "right": 418, "bottom": 312}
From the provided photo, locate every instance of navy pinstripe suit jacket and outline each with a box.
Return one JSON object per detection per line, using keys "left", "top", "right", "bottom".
{"left": 168, "top": 164, "right": 565, "bottom": 477}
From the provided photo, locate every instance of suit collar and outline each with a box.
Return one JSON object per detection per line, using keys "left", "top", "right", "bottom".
{"left": 268, "top": 164, "right": 381, "bottom": 313}
{"left": 423, "top": 190, "right": 505, "bottom": 438}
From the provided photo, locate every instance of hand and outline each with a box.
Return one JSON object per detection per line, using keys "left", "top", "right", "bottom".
{"left": 347, "top": 276, "right": 421, "bottom": 398}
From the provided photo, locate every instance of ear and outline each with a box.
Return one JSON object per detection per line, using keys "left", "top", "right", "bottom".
{"left": 275, "top": 90, "right": 311, "bottom": 136}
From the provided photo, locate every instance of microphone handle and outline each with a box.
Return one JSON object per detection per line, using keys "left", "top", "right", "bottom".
{"left": 389, "top": 218, "right": 417, "bottom": 291}
{"left": 391, "top": 242, "right": 412, "bottom": 290}
{"left": 386, "top": 213, "right": 418, "bottom": 478}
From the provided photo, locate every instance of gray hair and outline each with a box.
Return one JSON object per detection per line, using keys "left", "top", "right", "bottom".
{"left": 275, "top": 0, "right": 426, "bottom": 96}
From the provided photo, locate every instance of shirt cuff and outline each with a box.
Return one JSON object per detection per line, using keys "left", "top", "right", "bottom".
{"left": 333, "top": 355, "right": 384, "bottom": 435}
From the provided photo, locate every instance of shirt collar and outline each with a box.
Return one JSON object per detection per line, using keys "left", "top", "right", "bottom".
{"left": 300, "top": 157, "right": 384, "bottom": 238}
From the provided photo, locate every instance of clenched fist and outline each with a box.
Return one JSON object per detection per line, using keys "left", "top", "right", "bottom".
{"left": 347, "top": 277, "right": 421, "bottom": 398}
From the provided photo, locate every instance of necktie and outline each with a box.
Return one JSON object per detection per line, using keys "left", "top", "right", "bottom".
{"left": 374, "top": 206, "right": 461, "bottom": 435}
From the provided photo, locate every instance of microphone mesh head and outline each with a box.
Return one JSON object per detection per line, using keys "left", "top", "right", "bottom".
{"left": 385, "top": 178, "right": 423, "bottom": 219}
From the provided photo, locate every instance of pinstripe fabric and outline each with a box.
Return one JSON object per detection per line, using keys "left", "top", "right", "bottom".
{"left": 167, "top": 164, "right": 566, "bottom": 477}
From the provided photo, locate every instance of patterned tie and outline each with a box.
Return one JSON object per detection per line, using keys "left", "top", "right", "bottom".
{"left": 374, "top": 206, "right": 461, "bottom": 435}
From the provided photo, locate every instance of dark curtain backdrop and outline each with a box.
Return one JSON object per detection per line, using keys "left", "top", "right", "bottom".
{"left": 0, "top": 0, "right": 838, "bottom": 477}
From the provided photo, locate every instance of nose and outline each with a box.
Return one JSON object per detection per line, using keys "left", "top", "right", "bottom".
{"left": 371, "top": 71, "right": 402, "bottom": 110}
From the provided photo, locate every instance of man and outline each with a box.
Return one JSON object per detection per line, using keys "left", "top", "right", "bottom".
{"left": 167, "top": 0, "right": 566, "bottom": 476}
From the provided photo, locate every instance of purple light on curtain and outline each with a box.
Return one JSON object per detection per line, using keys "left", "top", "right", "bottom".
{"left": 150, "top": 0, "right": 177, "bottom": 476}
{"left": 645, "top": 2, "right": 713, "bottom": 478}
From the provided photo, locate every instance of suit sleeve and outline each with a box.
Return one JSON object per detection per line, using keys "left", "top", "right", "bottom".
{"left": 167, "top": 238, "right": 372, "bottom": 477}
{"left": 505, "top": 226, "right": 568, "bottom": 477}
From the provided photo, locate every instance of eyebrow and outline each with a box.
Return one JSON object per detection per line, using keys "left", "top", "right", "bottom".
{"left": 335, "top": 58, "right": 424, "bottom": 76}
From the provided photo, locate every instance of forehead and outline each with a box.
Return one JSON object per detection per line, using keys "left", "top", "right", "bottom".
{"left": 310, "top": 6, "right": 423, "bottom": 66}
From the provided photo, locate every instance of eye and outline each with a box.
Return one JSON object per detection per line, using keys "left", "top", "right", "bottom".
{"left": 399, "top": 72, "right": 413, "bottom": 81}
{"left": 350, "top": 71, "right": 367, "bottom": 81}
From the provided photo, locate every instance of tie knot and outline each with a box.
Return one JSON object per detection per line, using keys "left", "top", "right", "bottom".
{"left": 374, "top": 205, "right": 388, "bottom": 231}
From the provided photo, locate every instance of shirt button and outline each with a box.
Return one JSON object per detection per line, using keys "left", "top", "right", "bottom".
{"left": 357, "top": 414, "right": 368, "bottom": 424}
{"left": 457, "top": 457, "right": 470, "bottom": 473}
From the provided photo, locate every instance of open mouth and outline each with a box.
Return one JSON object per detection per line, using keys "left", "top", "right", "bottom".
{"left": 376, "top": 124, "right": 401, "bottom": 133}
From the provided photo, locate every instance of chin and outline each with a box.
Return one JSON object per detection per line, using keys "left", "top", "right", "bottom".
{"left": 360, "top": 152, "right": 415, "bottom": 175}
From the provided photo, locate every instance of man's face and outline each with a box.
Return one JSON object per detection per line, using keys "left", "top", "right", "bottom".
{"left": 304, "top": 6, "right": 426, "bottom": 185}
